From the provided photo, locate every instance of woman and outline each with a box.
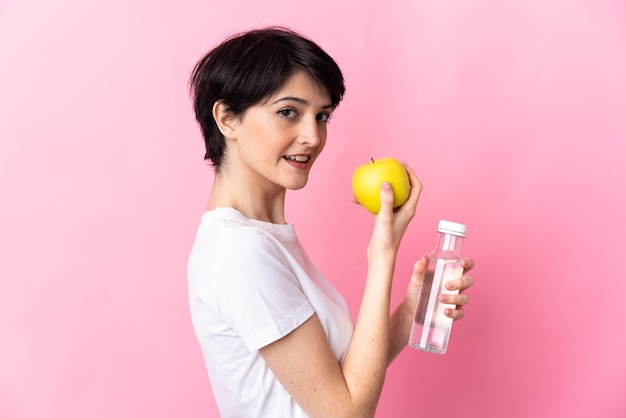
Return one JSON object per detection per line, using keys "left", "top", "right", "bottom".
{"left": 187, "top": 27, "right": 475, "bottom": 418}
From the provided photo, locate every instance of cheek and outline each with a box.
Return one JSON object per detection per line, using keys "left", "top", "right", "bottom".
{"left": 320, "top": 136, "right": 327, "bottom": 151}
{"left": 318, "top": 128, "right": 328, "bottom": 151}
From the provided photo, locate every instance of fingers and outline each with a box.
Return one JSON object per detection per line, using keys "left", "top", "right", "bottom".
{"left": 402, "top": 163, "right": 423, "bottom": 203}
{"left": 460, "top": 257, "right": 475, "bottom": 272}
{"left": 442, "top": 292, "right": 469, "bottom": 321}
{"left": 444, "top": 307, "right": 465, "bottom": 320}
{"left": 389, "top": 163, "right": 421, "bottom": 218}
{"left": 440, "top": 292, "right": 469, "bottom": 307}
{"left": 442, "top": 270, "right": 474, "bottom": 321}
{"left": 445, "top": 273, "right": 475, "bottom": 292}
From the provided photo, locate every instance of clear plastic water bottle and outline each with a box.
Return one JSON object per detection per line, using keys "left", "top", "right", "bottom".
{"left": 409, "top": 220, "right": 467, "bottom": 354}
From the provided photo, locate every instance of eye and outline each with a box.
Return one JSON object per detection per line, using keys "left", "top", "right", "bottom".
{"left": 316, "top": 112, "right": 332, "bottom": 123}
{"left": 278, "top": 108, "right": 297, "bottom": 119}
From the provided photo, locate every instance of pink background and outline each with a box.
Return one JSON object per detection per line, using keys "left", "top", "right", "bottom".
{"left": 2, "top": 0, "right": 625, "bottom": 417}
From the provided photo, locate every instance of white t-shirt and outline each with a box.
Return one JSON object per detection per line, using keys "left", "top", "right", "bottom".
{"left": 187, "top": 207, "right": 354, "bottom": 418}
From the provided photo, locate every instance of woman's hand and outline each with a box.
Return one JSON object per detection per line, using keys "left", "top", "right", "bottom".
{"left": 403, "top": 257, "right": 476, "bottom": 321}
{"left": 366, "top": 163, "right": 422, "bottom": 261}
{"left": 442, "top": 257, "right": 475, "bottom": 319}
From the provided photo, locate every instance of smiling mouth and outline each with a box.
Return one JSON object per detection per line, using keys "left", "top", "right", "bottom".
{"left": 283, "top": 155, "right": 310, "bottom": 163}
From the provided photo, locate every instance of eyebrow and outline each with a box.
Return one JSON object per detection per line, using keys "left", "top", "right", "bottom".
{"left": 271, "top": 96, "right": 333, "bottom": 109}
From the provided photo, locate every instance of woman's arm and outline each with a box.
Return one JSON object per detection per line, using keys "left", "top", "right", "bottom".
{"left": 259, "top": 165, "right": 422, "bottom": 418}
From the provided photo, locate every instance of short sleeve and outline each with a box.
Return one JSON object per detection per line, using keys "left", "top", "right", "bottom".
{"left": 203, "top": 227, "right": 314, "bottom": 351}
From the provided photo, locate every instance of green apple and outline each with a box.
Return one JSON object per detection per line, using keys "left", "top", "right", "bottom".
{"left": 352, "top": 157, "right": 410, "bottom": 214}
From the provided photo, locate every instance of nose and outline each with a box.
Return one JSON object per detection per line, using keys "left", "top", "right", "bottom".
{"left": 297, "top": 117, "right": 325, "bottom": 147}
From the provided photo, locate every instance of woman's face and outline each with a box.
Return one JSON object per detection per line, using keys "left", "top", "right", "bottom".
{"left": 226, "top": 71, "right": 334, "bottom": 193}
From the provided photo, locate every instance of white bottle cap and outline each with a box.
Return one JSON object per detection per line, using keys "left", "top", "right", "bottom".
{"left": 438, "top": 220, "right": 467, "bottom": 237}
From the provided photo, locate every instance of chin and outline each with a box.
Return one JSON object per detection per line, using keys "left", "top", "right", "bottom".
{"left": 287, "top": 182, "right": 308, "bottom": 191}
{"left": 286, "top": 177, "right": 309, "bottom": 190}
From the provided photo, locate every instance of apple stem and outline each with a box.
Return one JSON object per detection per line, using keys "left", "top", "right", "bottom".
{"left": 370, "top": 158, "right": 375, "bottom": 163}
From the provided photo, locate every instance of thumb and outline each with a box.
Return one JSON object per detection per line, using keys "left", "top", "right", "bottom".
{"left": 410, "top": 256, "right": 428, "bottom": 288}
{"left": 377, "top": 181, "right": 395, "bottom": 216}
{"left": 404, "top": 256, "right": 428, "bottom": 312}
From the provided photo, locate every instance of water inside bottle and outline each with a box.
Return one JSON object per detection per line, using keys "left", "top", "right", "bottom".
{"left": 409, "top": 259, "right": 463, "bottom": 354}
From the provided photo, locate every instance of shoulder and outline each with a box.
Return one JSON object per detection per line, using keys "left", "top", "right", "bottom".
{"left": 189, "top": 208, "right": 295, "bottom": 285}
{"left": 195, "top": 208, "right": 281, "bottom": 255}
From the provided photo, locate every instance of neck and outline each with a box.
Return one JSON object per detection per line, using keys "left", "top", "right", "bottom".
{"left": 207, "top": 171, "right": 287, "bottom": 224}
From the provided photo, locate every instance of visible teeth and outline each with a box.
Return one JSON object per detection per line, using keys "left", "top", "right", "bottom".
{"left": 285, "top": 155, "right": 309, "bottom": 162}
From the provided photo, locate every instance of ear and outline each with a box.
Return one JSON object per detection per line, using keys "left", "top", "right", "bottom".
{"left": 212, "top": 101, "right": 238, "bottom": 138}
